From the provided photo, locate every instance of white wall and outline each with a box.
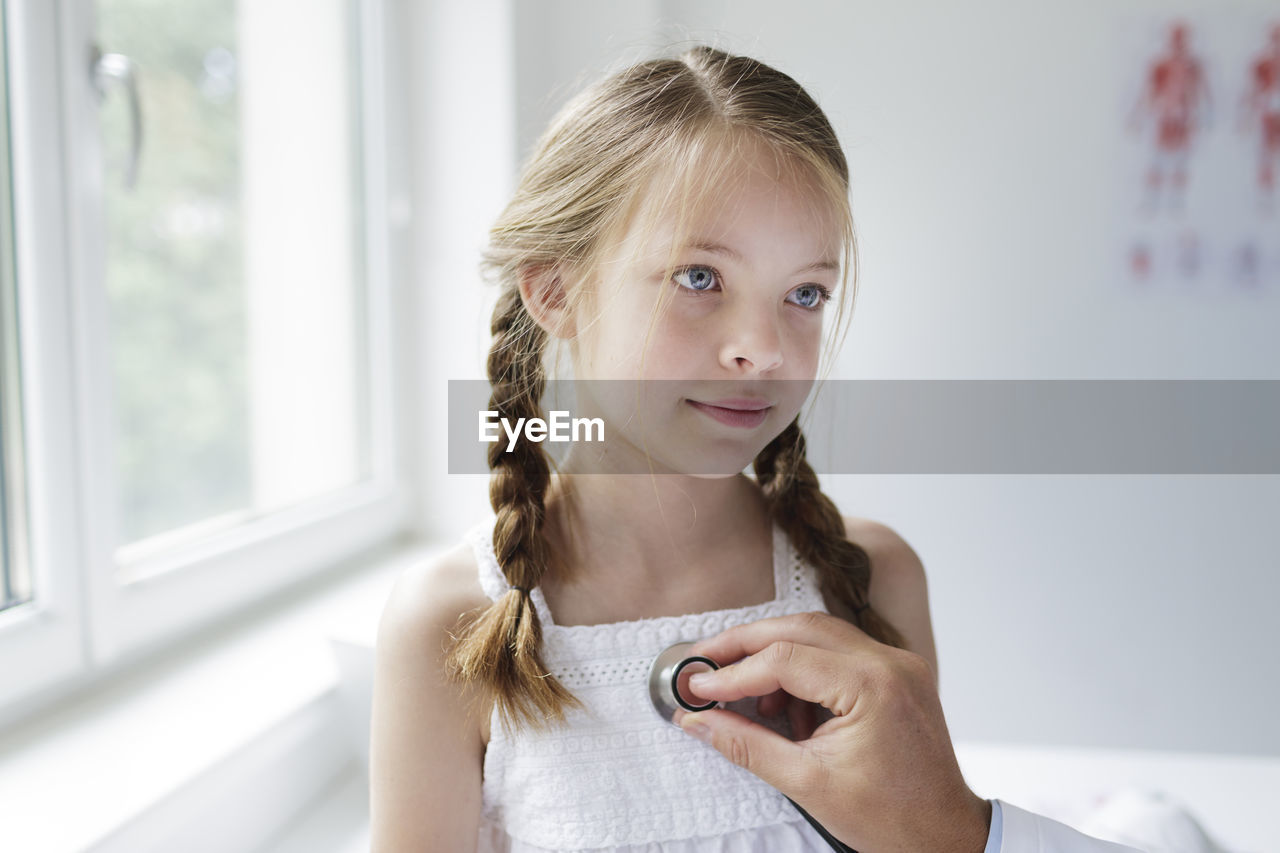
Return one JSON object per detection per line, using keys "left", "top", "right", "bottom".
{"left": 495, "top": 0, "right": 1280, "bottom": 756}
{"left": 407, "top": 0, "right": 514, "bottom": 539}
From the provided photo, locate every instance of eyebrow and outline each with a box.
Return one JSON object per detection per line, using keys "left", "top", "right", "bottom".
{"left": 684, "top": 240, "right": 839, "bottom": 275}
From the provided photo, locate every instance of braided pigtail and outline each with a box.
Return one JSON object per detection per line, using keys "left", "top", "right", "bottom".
{"left": 444, "top": 287, "right": 583, "bottom": 733}
{"left": 753, "top": 418, "right": 908, "bottom": 651}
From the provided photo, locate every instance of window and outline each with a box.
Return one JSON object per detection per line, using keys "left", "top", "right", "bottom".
{"left": 0, "top": 0, "right": 32, "bottom": 618}
{"left": 98, "top": 0, "right": 376, "bottom": 564}
{"left": 0, "top": 0, "right": 407, "bottom": 719}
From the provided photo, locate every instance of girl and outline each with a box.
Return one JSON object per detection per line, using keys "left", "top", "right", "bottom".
{"left": 371, "top": 45, "right": 939, "bottom": 852}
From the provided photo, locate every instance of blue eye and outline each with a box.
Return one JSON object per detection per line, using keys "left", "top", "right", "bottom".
{"left": 789, "top": 284, "right": 832, "bottom": 310}
{"left": 672, "top": 266, "right": 719, "bottom": 292}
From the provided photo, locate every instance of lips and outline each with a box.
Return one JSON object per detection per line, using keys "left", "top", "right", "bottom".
{"left": 695, "top": 398, "right": 773, "bottom": 411}
{"left": 686, "top": 398, "right": 773, "bottom": 428}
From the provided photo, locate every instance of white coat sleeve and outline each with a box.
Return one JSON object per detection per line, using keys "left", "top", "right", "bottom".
{"left": 991, "top": 798, "right": 1146, "bottom": 852}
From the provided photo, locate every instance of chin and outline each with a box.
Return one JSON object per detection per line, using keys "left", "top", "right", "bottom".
{"left": 658, "top": 443, "right": 763, "bottom": 478}
{"left": 684, "top": 468, "right": 750, "bottom": 481}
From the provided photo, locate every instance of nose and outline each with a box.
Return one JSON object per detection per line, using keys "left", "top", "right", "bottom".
{"left": 718, "top": 300, "right": 784, "bottom": 374}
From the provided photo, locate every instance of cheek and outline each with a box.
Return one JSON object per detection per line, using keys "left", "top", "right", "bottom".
{"left": 577, "top": 301, "right": 652, "bottom": 374}
{"left": 783, "top": 313, "right": 825, "bottom": 368}
{"left": 627, "top": 304, "right": 707, "bottom": 379}
{"left": 648, "top": 324, "right": 704, "bottom": 369}
{"left": 801, "top": 330, "right": 824, "bottom": 373}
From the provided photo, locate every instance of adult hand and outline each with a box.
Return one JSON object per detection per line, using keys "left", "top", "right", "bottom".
{"left": 674, "top": 611, "right": 991, "bottom": 853}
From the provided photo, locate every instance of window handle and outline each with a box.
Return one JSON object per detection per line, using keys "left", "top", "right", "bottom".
{"left": 91, "top": 44, "right": 143, "bottom": 190}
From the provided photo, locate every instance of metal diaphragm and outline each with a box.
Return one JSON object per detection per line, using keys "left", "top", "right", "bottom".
{"left": 648, "top": 641, "right": 720, "bottom": 718}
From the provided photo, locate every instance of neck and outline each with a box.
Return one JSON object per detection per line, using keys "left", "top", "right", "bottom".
{"left": 538, "top": 462, "right": 776, "bottom": 623}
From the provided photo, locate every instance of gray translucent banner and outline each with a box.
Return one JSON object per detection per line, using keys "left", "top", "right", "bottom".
{"left": 448, "top": 380, "right": 1280, "bottom": 475}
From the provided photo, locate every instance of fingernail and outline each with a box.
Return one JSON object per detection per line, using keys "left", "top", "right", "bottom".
{"left": 688, "top": 671, "right": 712, "bottom": 689}
{"left": 682, "top": 721, "right": 713, "bottom": 744}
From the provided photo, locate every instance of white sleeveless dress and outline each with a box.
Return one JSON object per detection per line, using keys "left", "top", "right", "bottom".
{"left": 464, "top": 513, "right": 842, "bottom": 852}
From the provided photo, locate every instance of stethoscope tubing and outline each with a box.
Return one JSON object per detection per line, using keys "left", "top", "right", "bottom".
{"left": 786, "top": 796, "right": 859, "bottom": 853}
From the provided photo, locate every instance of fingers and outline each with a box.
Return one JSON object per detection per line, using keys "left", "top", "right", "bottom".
{"left": 677, "top": 708, "right": 815, "bottom": 797}
{"left": 710, "top": 689, "right": 821, "bottom": 742}
{"left": 684, "top": 640, "right": 858, "bottom": 716}
{"left": 688, "top": 611, "right": 871, "bottom": 668}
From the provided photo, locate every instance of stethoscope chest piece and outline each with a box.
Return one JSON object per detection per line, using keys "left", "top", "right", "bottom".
{"left": 648, "top": 641, "right": 720, "bottom": 718}
{"left": 646, "top": 642, "right": 858, "bottom": 852}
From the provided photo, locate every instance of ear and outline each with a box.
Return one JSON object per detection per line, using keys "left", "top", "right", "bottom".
{"left": 516, "top": 264, "right": 577, "bottom": 339}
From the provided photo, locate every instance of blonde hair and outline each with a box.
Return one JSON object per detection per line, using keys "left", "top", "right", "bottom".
{"left": 446, "top": 45, "right": 907, "bottom": 734}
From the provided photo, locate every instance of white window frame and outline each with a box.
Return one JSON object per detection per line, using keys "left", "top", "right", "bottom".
{"left": 0, "top": 0, "right": 409, "bottom": 721}
{"left": 0, "top": 0, "right": 87, "bottom": 718}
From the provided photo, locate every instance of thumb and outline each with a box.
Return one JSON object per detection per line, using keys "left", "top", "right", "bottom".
{"left": 678, "top": 708, "right": 811, "bottom": 796}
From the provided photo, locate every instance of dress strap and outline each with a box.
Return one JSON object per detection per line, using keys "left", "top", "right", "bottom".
{"left": 772, "top": 521, "right": 829, "bottom": 611}
{"left": 463, "top": 515, "right": 558, "bottom": 626}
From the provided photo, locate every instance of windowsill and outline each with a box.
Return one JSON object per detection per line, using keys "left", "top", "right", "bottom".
{"left": 0, "top": 535, "right": 439, "bottom": 853}
{"left": 266, "top": 762, "right": 372, "bottom": 853}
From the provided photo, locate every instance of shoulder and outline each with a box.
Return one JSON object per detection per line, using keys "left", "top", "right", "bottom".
{"left": 840, "top": 516, "right": 926, "bottom": 593}
{"left": 839, "top": 515, "right": 939, "bottom": 683}
{"left": 379, "top": 538, "right": 493, "bottom": 650}
{"left": 375, "top": 537, "right": 495, "bottom": 738}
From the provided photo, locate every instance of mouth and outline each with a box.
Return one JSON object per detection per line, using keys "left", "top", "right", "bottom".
{"left": 686, "top": 398, "right": 774, "bottom": 428}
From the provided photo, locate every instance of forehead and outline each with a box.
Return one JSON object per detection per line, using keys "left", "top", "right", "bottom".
{"left": 605, "top": 132, "right": 843, "bottom": 269}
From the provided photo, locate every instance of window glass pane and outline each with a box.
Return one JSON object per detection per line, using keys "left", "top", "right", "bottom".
{"left": 97, "top": 0, "right": 371, "bottom": 569}
{"left": 1, "top": 0, "right": 33, "bottom": 613}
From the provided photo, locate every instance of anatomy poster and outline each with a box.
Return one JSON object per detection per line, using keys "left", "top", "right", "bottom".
{"left": 1116, "top": 14, "right": 1279, "bottom": 292}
